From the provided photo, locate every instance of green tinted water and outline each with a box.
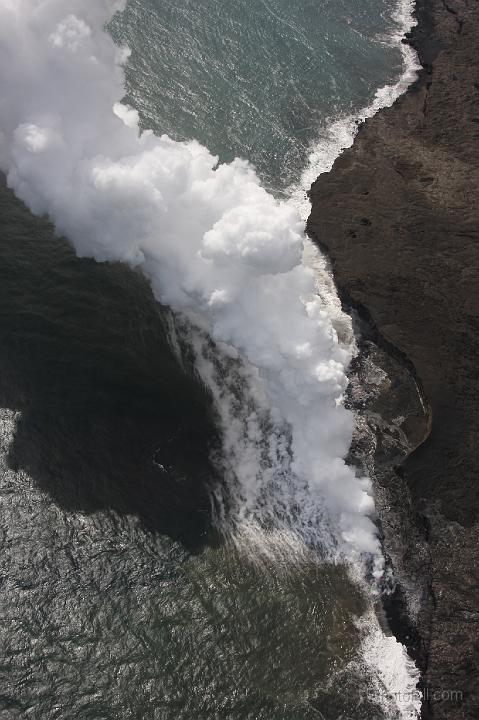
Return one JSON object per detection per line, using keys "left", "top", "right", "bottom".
{"left": 0, "top": 1, "right": 412, "bottom": 717}
{"left": 112, "top": 0, "right": 403, "bottom": 190}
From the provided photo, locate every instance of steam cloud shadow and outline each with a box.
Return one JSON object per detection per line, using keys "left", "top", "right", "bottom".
{"left": 0, "top": 174, "right": 220, "bottom": 551}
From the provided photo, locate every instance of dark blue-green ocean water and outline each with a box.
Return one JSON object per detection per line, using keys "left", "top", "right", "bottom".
{"left": 112, "top": 0, "right": 403, "bottom": 191}
{"left": 0, "top": 2, "right": 413, "bottom": 718}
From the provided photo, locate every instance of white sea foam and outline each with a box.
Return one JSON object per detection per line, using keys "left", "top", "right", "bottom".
{"left": 0, "top": 0, "right": 383, "bottom": 570}
{"left": 359, "top": 611, "right": 422, "bottom": 720}
{"left": 290, "top": 0, "right": 420, "bottom": 219}
{"left": 292, "top": 2, "right": 422, "bottom": 716}
{"left": 0, "top": 1, "right": 421, "bottom": 716}
{"left": 292, "top": 2, "right": 421, "bottom": 412}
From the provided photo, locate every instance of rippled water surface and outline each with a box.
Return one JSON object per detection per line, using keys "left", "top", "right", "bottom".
{"left": 112, "top": 0, "right": 403, "bottom": 191}
{"left": 0, "top": 1, "right": 411, "bottom": 717}
{"left": 0, "top": 172, "right": 385, "bottom": 720}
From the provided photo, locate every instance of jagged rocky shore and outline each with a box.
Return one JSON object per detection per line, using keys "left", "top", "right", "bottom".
{"left": 307, "top": 0, "right": 479, "bottom": 717}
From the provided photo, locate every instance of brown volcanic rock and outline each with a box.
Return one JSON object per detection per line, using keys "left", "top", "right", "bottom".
{"left": 307, "top": 0, "right": 479, "bottom": 717}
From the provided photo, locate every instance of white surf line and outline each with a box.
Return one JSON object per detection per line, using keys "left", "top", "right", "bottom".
{"left": 288, "top": 2, "right": 422, "bottom": 718}
{"left": 292, "top": 0, "right": 421, "bottom": 379}
{"left": 291, "top": 0, "right": 420, "bottom": 221}
{"left": 0, "top": 0, "right": 386, "bottom": 571}
{"left": 0, "top": 1, "right": 422, "bottom": 716}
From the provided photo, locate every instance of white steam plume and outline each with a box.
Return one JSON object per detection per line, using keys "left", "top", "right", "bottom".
{"left": 0, "top": 0, "right": 382, "bottom": 572}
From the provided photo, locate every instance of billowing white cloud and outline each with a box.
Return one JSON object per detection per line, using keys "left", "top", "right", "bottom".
{"left": 0, "top": 0, "right": 382, "bottom": 571}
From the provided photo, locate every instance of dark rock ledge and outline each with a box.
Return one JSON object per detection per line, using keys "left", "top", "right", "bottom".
{"left": 307, "top": 0, "right": 479, "bottom": 717}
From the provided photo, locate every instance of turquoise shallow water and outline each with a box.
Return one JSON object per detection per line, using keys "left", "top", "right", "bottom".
{"left": 0, "top": 2, "right": 412, "bottom": 718}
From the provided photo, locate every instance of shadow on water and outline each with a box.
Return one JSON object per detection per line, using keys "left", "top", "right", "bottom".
{"left": 0, "top": 174, "right": 220, "bottom": 550}
{"left": 0, "top": 177, "right": 386, "bottom": 720}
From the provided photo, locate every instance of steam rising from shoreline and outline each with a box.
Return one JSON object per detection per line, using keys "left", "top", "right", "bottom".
{"left": 0, "top": 2, "right": 424, "bottom": 715}
{"left": 0, "top": 0, "right": 381, "bottom": 568}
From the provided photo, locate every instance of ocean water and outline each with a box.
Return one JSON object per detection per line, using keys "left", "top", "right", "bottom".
{"left": 0, "top": 2, "right": 420, "bottom": 719}
{"left": 111, "top": 0, "right": 404, "bottom": 192}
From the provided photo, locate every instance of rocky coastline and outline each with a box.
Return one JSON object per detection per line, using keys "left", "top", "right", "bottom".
{"left": 307, "top": 0, "right": 479, "bottom": 717}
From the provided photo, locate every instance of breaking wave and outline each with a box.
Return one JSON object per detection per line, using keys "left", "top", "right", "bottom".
{"left": 290, "top": 0, "right": 420, "bottom": 217}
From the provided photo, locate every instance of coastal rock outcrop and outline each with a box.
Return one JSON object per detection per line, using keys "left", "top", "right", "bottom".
{"left": 308, "top": 0, "right": 479, "bottom": 717}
